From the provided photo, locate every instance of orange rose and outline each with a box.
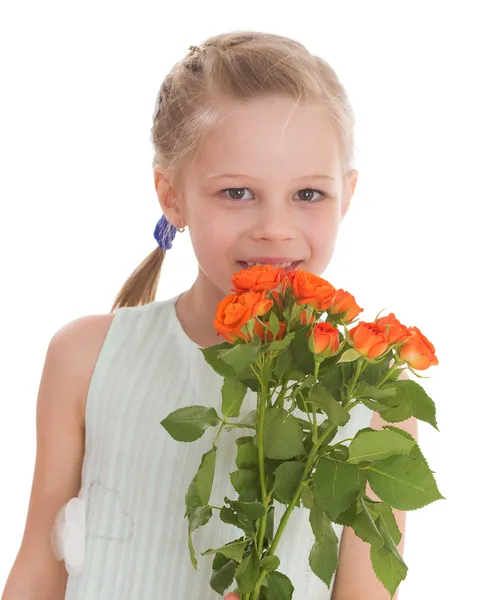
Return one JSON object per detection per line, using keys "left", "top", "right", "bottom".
{"left": 348, "top": 321, "right": 390, "bottom": 359}
{"left": 284, "top": 270, "right": 337, "bottom": 310}
{"left": 398, "top": 326, "right": 439, "bottom": 370}
{"left": 328, "top": 289, "right": 363, "bottom": 323}
{"left": 375, "top": 313, "right": 411, "bottom": 344}
{"left": 308, "top": 323, "right": 340, "bottom": 356}
{"left": 253, "top": 320, "right": 287, "bottom": 342}
{"left": 232, "top": 265, "right": 283, "bottom": 293}
{"left": 214, "top": 291, "right": 273, "bottom": 342}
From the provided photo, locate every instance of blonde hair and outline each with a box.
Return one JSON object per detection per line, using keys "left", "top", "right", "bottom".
{"left": 111, "top": 31, "right": 356, "bottom": 312}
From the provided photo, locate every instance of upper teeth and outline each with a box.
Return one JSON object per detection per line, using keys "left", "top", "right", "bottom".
{"left": 246, "top": 261, "right": 295, "bottom": 269}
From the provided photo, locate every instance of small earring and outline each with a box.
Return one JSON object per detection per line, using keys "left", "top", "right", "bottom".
{"left": 177, "top": 225, "right": 186, "bottom": 233}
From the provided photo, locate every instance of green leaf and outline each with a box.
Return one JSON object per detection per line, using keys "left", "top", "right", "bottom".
{"left": 327, "top": 445, "right": 349, "bottom": 461}
{"left": 347, "top": 429, "right": 415, "bottom": 464}
{"left": 195, "top": 447, "right": 216, "bottom": 505}
{"left": 308, "top": 504, "right": 339, "bottom": 588}
{"left": 350, "top": 498, "right": 384, "bottom": 548}
{"left": 370, "top": 543, "right": 408, "bottom": 597}
{"left": 161, "top": 405, "right": 220, "bottom": 442}
{"left": 379, "top": 380, "right": 438, "bottom": 429}
{"left": 318, "top": 362, "right": 346, "bottom": 404}
{"left": 263, "top": 408, "right": 306, "bottom": 460}
{"left": 301, "top": 485, "right": 314, "bottom": 509}
{"left": 291, "top": 326, "right": 316, "bottom": 375}
{"left": 212, "top": 552, "right": 229, "bottom": 570}
{"left": 188, "top": 505, "right": 212, "bottom": 531}
{"left": 273, "top": 347, "right": 295, "bottom": 381}
{"left": 332, "top": 500, "right": 358, "bottom": 526}
{"left": 269, "top": 312, "right": 280, "bottom": 339}
{"left": 265, "top": 570, "right": 294, "bottom": 600}
{"left": 221, "top": 378, "right": 248, "bottom": 418}
{"left": 187, "top": 506, "right": 212, "bottom": 569}
{"left": 268, "top": 332, "right": 296, "bottom": 351}
{"left": 222, "top": 498, "right": 266, "bottom": 536}
{"left": 202, "top": 539, "right": 247, "bottom": 562}
{"left": 366, "top": 454, "right": 445, "bottom": 510}
{"left": 377, "top": 399, "right": 412, "bottom": 423}
{"left": 218, "top": 343, "right": 261, "bottom": 374}
{"left": 235, "top": 550, "right": 260, "bottom": 593}
{"left": 403, "top": 379, "right": 438, "bottom": 430}
{"left": 307, "top": 386, "right": 350, "bottom": 426}
{"left": 357, "top": 354, "right": 393, "bottom": 385}
{"left": 231, "top": 468, "right": 261, "bottom": 502}
{"left": 219, "top": 506, "right": 243, "bottom": 530}
{"left": 336, "top": 348, "right": 361, "bottom": 363}
{"left": 235, "top": 436, "right": 259, "bottom": 468}
{"left": 317, "top": 421, "right": 338, "bottom": 447}
{"left": 354, "top": 381, "right": 400, "bottom": 405}
{"left": 373, "top": 501, "right": 402, "bottom": 545}
{"left": 273, "top": 461, "right": 306, "bottom": 504}
{"left": 201, "top": 342, "right": 237, "bottom": 378}
{"left": 260, "top": 555, "right": 280, "bottom": 573}
{"left": 382, "top": 425, "right": 429, "bottom": 467}
{"left": 210, "top": 557, "right": 236, "bottom": 594}
{"left": 185, "top": 448, "right": 216, "bottom": 517}
{"left": 313, "top": 457, "right": 360, "bottom": 520}
{"left": 227, "top": 498, "right": 266, "bottom": 519}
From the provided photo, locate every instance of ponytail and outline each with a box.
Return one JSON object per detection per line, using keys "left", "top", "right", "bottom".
{"left": 111, "top": 246, "right": 165, "bottom": 312}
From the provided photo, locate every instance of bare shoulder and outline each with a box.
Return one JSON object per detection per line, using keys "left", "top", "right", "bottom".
{"left": 2, "top": 312, "right": 115, "bottom": 599}
{"left": 50, "top": 312, "right": 116, "bottom": 417}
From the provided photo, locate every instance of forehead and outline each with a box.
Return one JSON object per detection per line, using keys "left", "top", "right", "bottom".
{"left": 188, "top": 96, "right": 342, "bottom": 180}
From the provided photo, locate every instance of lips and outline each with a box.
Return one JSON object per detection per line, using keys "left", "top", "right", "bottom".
{"left": 237, "top": 260, "right": 302, "bottom": 271}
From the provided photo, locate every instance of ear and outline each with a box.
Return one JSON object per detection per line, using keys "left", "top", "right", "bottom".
{"left": 341, "top": 169, "right": 359, "bottom": 219}
{"left": 153, "top": 168, "right": 187, "bottom": 228}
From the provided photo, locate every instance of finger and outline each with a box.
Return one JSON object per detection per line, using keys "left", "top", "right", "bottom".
{"left": 223, "top": 594, "right": 240, "bottom": 600}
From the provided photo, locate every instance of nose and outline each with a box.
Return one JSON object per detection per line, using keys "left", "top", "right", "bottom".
{"left": 249, "top": 200, "right": 296, "bottom": 242}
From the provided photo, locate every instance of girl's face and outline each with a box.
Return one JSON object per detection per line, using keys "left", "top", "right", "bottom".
{"left": 165, "top": 95, "right": 357, "bottom": 300}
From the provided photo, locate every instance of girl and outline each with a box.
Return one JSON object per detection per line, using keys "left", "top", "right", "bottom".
{"left": 2, "top": 31, "right": 416, "bottom": 600}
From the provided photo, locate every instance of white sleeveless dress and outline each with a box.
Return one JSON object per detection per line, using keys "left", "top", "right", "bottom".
{"left": 60, "top": 295, "right": 373, "bottom": 599}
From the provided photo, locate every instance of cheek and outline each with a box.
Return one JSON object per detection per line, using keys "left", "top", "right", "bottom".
{"left": 187, "top": 206, "right": 240, "bottom": 274}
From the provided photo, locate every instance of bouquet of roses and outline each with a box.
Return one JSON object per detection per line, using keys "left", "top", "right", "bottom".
{"left": 162, "top": 266, "right": 442, "bottom": 599}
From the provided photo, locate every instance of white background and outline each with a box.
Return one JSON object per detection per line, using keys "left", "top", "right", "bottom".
{"left": 1, "top": 1, "right": 490, "bottom": 598}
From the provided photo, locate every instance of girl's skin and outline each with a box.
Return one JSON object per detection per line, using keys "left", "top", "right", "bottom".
{"left": 2, "top": 95, "right": 416, "bottom": 599}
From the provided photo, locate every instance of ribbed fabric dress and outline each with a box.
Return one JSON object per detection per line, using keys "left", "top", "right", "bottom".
{"left": 63, "top": 295, "right": 373, "bottom": 600}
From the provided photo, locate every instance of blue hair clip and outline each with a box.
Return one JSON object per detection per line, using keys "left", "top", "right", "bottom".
{"left": 154, "top": 215, "right": 186, "bottom": 250}
{"left": 154, "top": 215, "right": 177, "bottom": 250}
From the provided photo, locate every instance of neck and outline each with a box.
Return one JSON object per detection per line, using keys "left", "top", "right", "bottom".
{"left": 175, "top": 274, "right": 226, "bottom": 348}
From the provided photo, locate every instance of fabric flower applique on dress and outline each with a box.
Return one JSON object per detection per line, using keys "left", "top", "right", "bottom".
{"left": 51, "top": 492, "right": 86, "bottom": 576}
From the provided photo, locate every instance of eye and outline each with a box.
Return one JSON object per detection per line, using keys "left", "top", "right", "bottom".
{"left": 221, "top": 188, "right": 254, "bottom": 201}
{"left": 295, "top": 188, "right": 327, "bottom": 203}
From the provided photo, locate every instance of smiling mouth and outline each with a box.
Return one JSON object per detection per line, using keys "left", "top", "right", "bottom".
{"left": 237, "top": 260, "right": 302, "bottom": 270}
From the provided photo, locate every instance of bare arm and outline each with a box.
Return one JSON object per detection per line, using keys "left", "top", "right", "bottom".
{"left": 2, "top": 314, "right": 114, "bottom": 600}
{"left": 332, "top": 369, "right": 417, "bottom": 600}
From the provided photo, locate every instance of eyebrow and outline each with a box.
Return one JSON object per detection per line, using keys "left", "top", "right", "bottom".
{"left": 206, "top": 173, "right": 337, "bottom": 181}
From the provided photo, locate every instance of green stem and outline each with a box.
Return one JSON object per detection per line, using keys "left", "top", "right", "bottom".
{"left": 330, "top": 437, "right": 353, "bottom": 448}
{"left": 251, "top": 421, "right": 337, "bottom": 599}
{"left": 346, "top": 357, "right": 364, "bottom": 401}
{"left": 224, "top": 422, "right": 256, "bottom": 430}
{"left": 213, "top": 421, "right": 226, "bottom": 447}
{"left": 256, "top": 368, "right": 270, "bottom": 557}
{"left": 311, "top": 358, "right": 322, "bottom": 442}
{"left": 375, "top": 360, "right": 401, "bottom": 388}
{"left": 274, "top": 381, "right": 289, "bottom": 409}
